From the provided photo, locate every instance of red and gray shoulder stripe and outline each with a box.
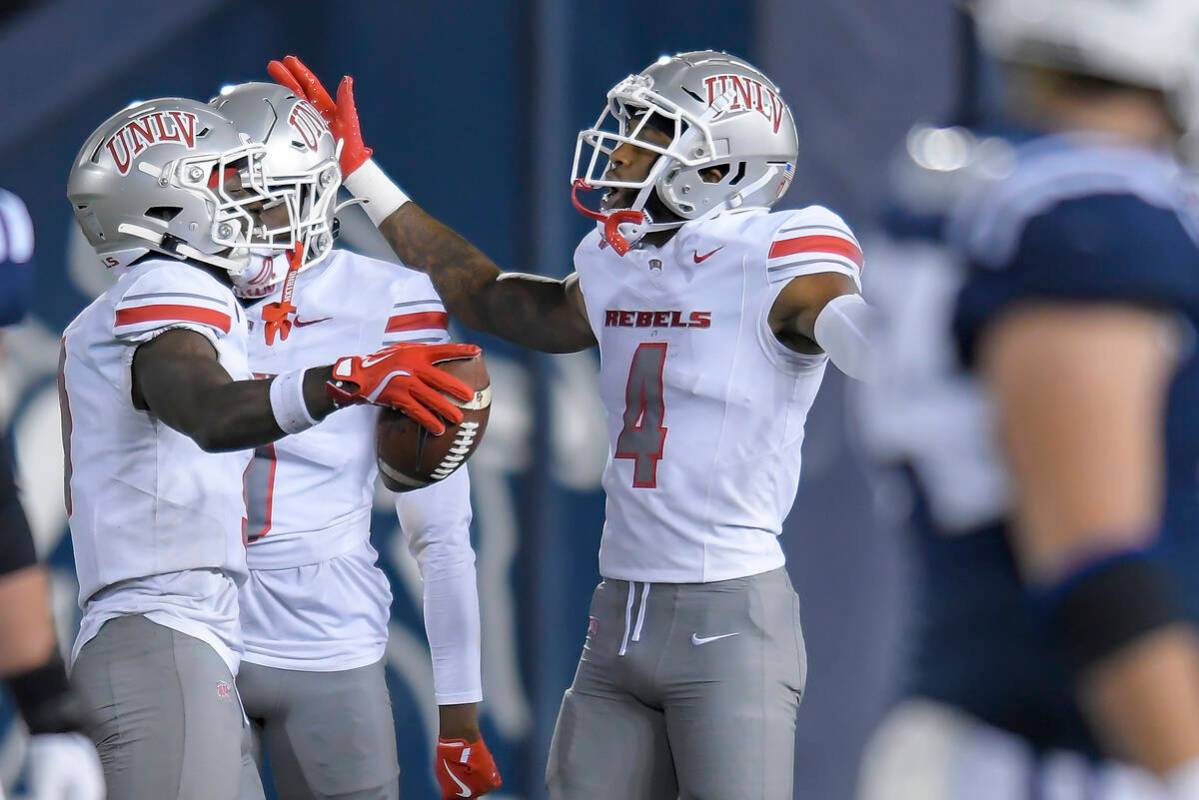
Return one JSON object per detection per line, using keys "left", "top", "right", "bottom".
{"left": 766, "top": 212, "right": 863, "bottom": 285}
{"left": 0, "top": 190, "right": 34, "bottom": 265}
{"left": 113, "top": 288, "right": 234, "bottom": 339}
{"left": 382, "top": 298, "right": 449, "bottom": 345}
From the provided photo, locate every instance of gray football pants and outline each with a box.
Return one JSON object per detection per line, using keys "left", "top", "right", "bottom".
{"left": 72, "top": 614, "right": 264, "bottom": 800}
{"left": 238, "top": 658, "right": 400, "bottom": 800}
{"left": 546, "top": 567, "right": 808, "bottom": 800}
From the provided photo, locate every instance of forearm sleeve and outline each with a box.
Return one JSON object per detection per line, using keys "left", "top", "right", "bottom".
{"left": 395, "top": 468, "right": 482, "bottom": 704}
{"left": 813, "top": 293, "right": 877, "bottom": 382}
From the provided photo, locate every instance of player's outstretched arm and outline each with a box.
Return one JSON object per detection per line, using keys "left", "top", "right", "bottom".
{"left": 982, "top": 304, "right": 1199, "bottom": 781}
{"left": 267, "top": 55, "right": 595, "bottom": 354}
{"left": 132, "top": 329, "right": 332, "bottom": 451}
{"left": 132, "top": 330, "right": 477, "bottom": 450}
{"left": 380, "top": 204, "right": 594, "bottom": 354}
{"left": 770, "top": 271, "right": 876, "bottom": 381}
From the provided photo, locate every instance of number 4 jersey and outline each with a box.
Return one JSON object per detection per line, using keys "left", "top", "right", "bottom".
{"left": 574, "top": 205, "right": 862, "bottom": 583}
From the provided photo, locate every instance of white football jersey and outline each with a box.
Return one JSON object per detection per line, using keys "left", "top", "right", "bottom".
{"left": 575, "top": 205, "right": 862, "bottom": 583}
{"left": 238, "top": 249, "right": 469, "bottom": 673}
{"left": 60, "top": 258, "right": 252, "bottom": 671}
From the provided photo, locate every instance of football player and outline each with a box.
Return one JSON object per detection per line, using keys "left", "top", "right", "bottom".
{"left": 0, "top": 189, "right": 103, "bottom": 800}
{"left": 857, "top": 1, "right": 1199, "bottom": 798}
{"left": 210, "top": 82, "right": 501, "bottom": 800}
{"left": 270, "top": 51, "right": 875, "bottom": 799}
{"left": 61, "top": 98, "right": 476, "bottom": 800}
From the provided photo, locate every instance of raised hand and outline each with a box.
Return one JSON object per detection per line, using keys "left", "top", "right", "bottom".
{"left": 267, "top": 55, "right": 373, "bottom": 176}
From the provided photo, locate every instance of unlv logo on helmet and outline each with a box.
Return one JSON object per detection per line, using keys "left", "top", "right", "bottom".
{"left": 702, "top": 74, "right": 785, "bottom": 134}
{"left": 289, "top": 101, "right": 328, "bottom": 151}
{"left": 104, "top": 110, "right": 199, "bottom": 176}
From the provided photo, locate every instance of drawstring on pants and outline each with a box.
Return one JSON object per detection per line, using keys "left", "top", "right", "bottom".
{"left": 618, "top": 582, "right": 651, "bottom": 656}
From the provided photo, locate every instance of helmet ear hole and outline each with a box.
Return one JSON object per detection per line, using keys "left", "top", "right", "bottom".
{"left": 728, "top": 161, "right": 747, "bottom": 185}
{"left": 701, "top": 164, "right": 731, "bottom": 184}
{"left": 144, "top": 206, "right": 182, "bottom": 222}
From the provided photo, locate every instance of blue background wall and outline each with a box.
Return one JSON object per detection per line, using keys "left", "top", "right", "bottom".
{"left": 0, "top": 1, "right": 959, "bottom": 797}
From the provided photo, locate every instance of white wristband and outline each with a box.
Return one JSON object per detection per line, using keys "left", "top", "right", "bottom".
{"left": 269, "top": 368, "right": 318, "bottom": 434}
{"left": 343, "top": 159, "right": 411, "bottom": 226}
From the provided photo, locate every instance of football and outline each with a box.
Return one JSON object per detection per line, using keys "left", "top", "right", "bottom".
{"left": 375, "top": 352, "right": 491, "bottom": 492}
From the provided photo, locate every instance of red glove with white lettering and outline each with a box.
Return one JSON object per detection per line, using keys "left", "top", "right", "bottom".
{"left": 326, "top": 343, "right": 479, "bottom": 435}
{"left": 436, "top": 736, "right": 503, "bottom": 799}
{"left": 268, "top": 55, "right": 372, "bottom": 177}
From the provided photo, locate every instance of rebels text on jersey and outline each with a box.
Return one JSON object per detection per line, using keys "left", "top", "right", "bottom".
{"left": 575, "top": 205, "right": 863, "bottom": 584}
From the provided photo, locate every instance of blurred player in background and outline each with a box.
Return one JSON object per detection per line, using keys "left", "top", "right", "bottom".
{"left": 210, "top": 82, "right": 501, "bottom": 800}
{"left": 857, "top": 1, "right": 1199, "bottom": 798}
{"left": 270, "top": 50, "right": 874, "bottom": 799}
{"left": 61, "top": 98, "right": 475, "bottom": 800}
{"left": 0, "top": 189, "right": 103, "bottom": 799}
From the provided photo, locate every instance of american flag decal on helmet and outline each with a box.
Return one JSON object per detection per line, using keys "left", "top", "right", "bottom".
{"left": 777, "top": 162, "right": 795, "bottom": 199}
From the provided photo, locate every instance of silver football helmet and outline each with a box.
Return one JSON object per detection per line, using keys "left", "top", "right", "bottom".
{"left": 210, "top": 82, "right": 341, "bottom": 297}
{"left": 572, "top": 50, "right": 798, "bottom": 254}
{"left": 67, "top": 97, "right": 273, "bottom": 274}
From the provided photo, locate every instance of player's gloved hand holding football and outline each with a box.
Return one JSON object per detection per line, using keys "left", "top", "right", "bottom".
{"left": 326, "top": 343, "right": 480, "bottom": 436}
{"left": 27, "top": 732, "right": 106, "bottom": 800}
{"left": 436, "top": 735, "right": 502, "bottom": 799}
{"left": 268, "top": 55, "right": 371, "bottom": 178}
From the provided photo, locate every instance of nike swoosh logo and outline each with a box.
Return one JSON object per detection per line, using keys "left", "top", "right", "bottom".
{"left": 442, "top": 759, "right": 472, "bottom": 797}
{"left": 693, "top": 247, "right": 724, "bottom": 264}
{"left": 292, "top": 316, "right": 331, "bottom": 328}
{"left": 691, "top": 632, "right": 740, "bottom": 646}
{"left": 360, "top": 352, "right": 406, "bottom": 369}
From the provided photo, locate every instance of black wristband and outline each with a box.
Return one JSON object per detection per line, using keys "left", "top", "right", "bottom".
{"left": 6, "top": 653, "right": 89, "bottom": 735}
{"left": 0, "top": 456, "right": 36, "bottom": 577}
{"left": 1045, "top": 551, "right": 1186, "bottom": 676}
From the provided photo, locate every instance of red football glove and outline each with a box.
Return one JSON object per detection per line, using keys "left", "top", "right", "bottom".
{"left": 436, "top": 736, "right": 502, "bottom": 799}
{"left": 267, "top": 54, "right": 373, "bottom": 177}
{"left": 326, "top": 343, "right": 479, "bottom": 435}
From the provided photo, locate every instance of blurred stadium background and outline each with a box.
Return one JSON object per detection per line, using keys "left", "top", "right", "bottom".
{"left": 0, "top": 1, "right": 967, "bottom": 797}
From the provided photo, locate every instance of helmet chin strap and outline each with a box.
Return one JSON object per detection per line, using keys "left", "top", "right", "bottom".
{"left": 116, "top": 222, "right": 248, "bottom": 272}
{"left": 260, "top": 242, "right": 304, "bottom": 346}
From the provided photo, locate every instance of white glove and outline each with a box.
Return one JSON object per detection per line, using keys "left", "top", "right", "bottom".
{"left": 27, "top": 734, "right": 104, "bottom": 800}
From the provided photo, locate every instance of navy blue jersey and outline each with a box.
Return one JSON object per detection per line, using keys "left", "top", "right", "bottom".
{"left": 0, "top": 189, "right": 35, "bottom": 573}
{"left": 0, "top": 189, "right": 35, "bottom": 326}
{"left": 862, "top": 130, "right": 1199, "bottom": 756}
